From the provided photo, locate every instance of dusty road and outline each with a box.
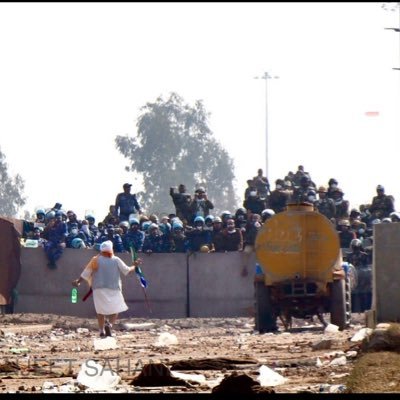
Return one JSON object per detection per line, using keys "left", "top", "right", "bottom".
{"left": 0, "top": 313, "right": 367, "bottom": 393}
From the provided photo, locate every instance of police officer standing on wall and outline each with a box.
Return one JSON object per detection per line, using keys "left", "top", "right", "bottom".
{"left": 115, "top": 183, "right": 142, "bottom": 223}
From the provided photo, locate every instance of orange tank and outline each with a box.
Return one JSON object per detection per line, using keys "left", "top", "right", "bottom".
{"left": 255, "top": 203, "right": 343, "bottom": 288}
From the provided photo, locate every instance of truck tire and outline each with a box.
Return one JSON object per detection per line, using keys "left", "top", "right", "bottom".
{"left": 254, "top": 281, "right": 278, "bottom": 333}
{"left": 330, "top": 278, "right": 349, "bottom": 330}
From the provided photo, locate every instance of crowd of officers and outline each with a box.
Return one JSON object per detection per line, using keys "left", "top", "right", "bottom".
{"left": 23, "top": 166, "right": 395, "bottom": 312}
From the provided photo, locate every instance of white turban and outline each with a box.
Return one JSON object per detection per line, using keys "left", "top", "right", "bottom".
{"left": 100, "top": 240, "right": 113, "bottom": 253}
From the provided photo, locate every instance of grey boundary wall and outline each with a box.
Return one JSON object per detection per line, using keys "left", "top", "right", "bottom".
{"left": 15, "top": 248, "right": 256, "bottom": 319}
{"left": 373, "top": 223, "right": 400, "bottom": 323}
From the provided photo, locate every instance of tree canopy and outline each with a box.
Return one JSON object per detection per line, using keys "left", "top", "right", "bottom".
{"left": 0, "top": 147, "right": 26, "bottom": 217}
{"left": 115, "top": 92, "right": 238, "bottom": 216}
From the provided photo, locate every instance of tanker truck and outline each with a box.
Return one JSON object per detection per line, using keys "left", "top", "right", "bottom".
{"left": 254, "top": 202, "right": 353, "bottom": 332}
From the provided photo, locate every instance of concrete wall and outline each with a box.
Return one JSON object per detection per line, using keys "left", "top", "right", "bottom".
{"left": 374, "top": 223, "right": 400, "bottom": 323}
{"left": 15, "top": 222, "right": 400, "bottom": 323}
{"left": 189, "top": 251, "right": 256, "bottom": 317}
{"left": 15, "top": 248, "right": 256, "bottom": 319}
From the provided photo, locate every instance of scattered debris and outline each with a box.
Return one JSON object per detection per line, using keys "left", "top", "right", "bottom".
{"left": 120, "top": 322, "right": 156, "bottom": 331}
{"left": 130, "top": 363, "right": 189, "bottom": 387}
{"left": 170, "top": 357, "right": 258, "bottom": 370}
{"left": 361, "top": 323, "right": 400, "bottom": 352}
{"left": 93, "top": 337, "right": 118, "bottom": 351}
{"left": 0, "top": 361, "right": 21, "bottom": 373}
{"left": 212, "top": 371, "right": 275, "bottom": 394}
{"left": 258, "top": 365, "right": 287, "bottom": 386}
{"left": 323, "top": 351, "right": 345, "bottom": 360}
{"left": 170, "top": 371, "right": 206, "bottom": 385}
{"left": 324, "top": 324, "right": 339, "bottom": 334}
{"left": 77, "top": 360, "right": 121, "bottom": 390}
{"left": 154, "top": 332, "right": 178, "bottom": 347}
{"left": 42, "top": 381, "right": 56, "bottom": 390}
{"left": 350, "top": 328, "right": 373, "bottom": 342}
{"left": 329, "top": 356, "right": 347, "bottom": 366}
{"left": 312, "top": 339, "right": 333, "bottom": 351}
{"left": 319, "top": 384, "right": 346, "bottom": 393}
{"left": 345, "top": 351, "right": 358, "bottom": 359}
{"left": 9, "top": 348, "right": 30, "bottom": 354}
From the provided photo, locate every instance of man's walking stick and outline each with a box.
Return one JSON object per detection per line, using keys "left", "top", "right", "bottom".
{"left": 130, "top": 247, "right": 152, "bottom": 314}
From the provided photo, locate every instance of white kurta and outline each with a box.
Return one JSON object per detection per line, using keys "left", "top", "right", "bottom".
{"left": 80, "top": 255, "right": 131, "bottom": 315}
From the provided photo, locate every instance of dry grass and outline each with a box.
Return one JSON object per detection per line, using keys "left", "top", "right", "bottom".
{"left": 346, "top": 352, "right": 400, "bottom": 393}
{"left": 347, "top": 324, "right": 400, "bottom": 393}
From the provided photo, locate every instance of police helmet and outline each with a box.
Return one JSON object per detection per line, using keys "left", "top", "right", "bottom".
{"left": 46, "top": 211, "right": 56, "bottom": 219}
{"left": 261, "top": 209, "right": 275, "bottom": 218}
{"left": 194, "top": 216, "right": 205, "bottom": 224}
{"left": 328, "top": 178, "right": 338, "bottom": 185}
{"left": 200, "top": 245, "right": 210, "bottom": 253}
{"left": 338, "top": 219, "right": 350, "bottom": 227}
{"left": 142, "top": 221, "right": 152, "bottom": 231}
{"left": 390, "top": 212, "right": 400, "bottom": 221}
{"left": 172, "top": 222, "right": 184, "bottom": 230}
{"left": 149, "top": 223, "right": 159, "bottom": 231}
{"left": 71, "top": 238, "right": 85, "bottom": 249}
{"left": 350, "top": 238, "right": 362, "bottom": 248}
{"left": 130, "top": 218, "right": 140, "bottom": 226}
{"left": 235, "top": 207, "right": 247, "bottom": 216}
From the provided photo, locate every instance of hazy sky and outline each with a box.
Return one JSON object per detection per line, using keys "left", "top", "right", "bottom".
{"left": 1, "top": 2, "right": 399, "bottom": 220}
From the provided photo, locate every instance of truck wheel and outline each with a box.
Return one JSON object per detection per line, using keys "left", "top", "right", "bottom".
{"left": 254, "top": 281, "right": 278, "bottom": 333}
{"left": 330, "top": 278, "right": 348, "bottom": 330}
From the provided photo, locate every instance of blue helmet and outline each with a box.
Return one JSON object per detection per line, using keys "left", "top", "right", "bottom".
{"left": 194, "top": 216, "right": 205, "bottom": 224}
{"left": 46, "top": 211, "right": 56, "bottom": 219}
{"left": 85, "top": 214, "right": 95, "bottom": 221}
{"left": 172, "top": 222, "right": 183, "bottom": 230}
{"left": 36, "top": 209, "right": 45, "bottom": 216}
{"left": 142, "top": 221, "right": 152, "bottom": 232}
{"left": 130, "top": 218, "right": 140, "bottom": 226}
{"left": 119, "top": 221, "right": 129, "bottom": 229}
{"left": 205, "top": 215, "right": 214, "bottom": 222}
{"left": 159, "top": 222, "right": 171, "bottom": 234}
{"left": 71, "top": 238, "right": 85, "bottom": 249}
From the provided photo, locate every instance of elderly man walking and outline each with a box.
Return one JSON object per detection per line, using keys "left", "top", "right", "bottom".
{"left": 72, "top": 240, "right": 142, "bottom": 337}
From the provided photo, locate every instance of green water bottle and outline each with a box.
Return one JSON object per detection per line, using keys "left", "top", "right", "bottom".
{"left": 71, "top": 288, "right": 78, "bottom": 304}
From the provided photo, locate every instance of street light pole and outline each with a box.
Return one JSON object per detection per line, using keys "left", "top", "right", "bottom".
{"left": 254, "top": 71, "right": 279, "bottom": 179}
{"left": 383, "top": 2, "right": 400, "bottom": 70}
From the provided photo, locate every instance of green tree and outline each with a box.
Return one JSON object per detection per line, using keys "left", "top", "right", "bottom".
{"left": 115, "top": 92, "right": 239, "bottom": 217}
{"left": 0, "top": 147, "right": 26, "bottom": 217}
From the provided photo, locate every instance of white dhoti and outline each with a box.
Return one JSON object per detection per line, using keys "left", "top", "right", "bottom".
{"left": 92, "top": 288, "right": 128, "bottom": 315}
{"left": 80, "top": 258, "right": 131, "bottom": 316}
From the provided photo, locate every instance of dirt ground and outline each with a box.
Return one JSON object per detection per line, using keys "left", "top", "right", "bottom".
{"left": 0, "top": 312, "right": 377, "bottom": 394}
